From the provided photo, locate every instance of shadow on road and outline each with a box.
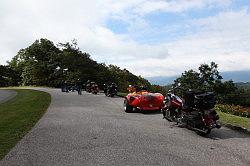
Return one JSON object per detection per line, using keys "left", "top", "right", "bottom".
{"left": 206, "top": 128, "right": 250, "bottom": 140}
{"left": 163, "top": 122, "right": 250, "bottom": 140}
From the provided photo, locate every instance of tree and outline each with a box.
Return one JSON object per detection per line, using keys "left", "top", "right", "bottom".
{"left": 6, "top": 38, "right": 156, "bottom": 93}
{"left": 173, "top": 62, "right": 237, "bottom": 104}
{"left": 199, "top": 62, "right": 222, "bottom": 91}
{"left": 0, "top": 65, "right": 19, "bottom": 87}
{"left": 8, "top": 39, "right": 61, "bottom": 86}
{"left": 173, "top": 69, "right": 202, "bottom": 96}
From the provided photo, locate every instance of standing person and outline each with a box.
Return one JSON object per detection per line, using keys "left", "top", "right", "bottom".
{"left": 103, "top": 83, "right": 108, "bottom": 95}
{"left": 76, "top": 79, "right": 82, "bottom": 95}
{"left": 61, "top": 81, "right": 65, "bottom": 92}
{"left": 65, "top": 81, "right": 69, "bottom": 93}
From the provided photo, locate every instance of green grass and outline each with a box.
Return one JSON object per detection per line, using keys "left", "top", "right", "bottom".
{"left": 0, "top": 89, "right": 51, "bottom": 159}
{"left": 217, "top": 111, "right": 250, "bottom": 129}
{"left": 117, "top": 92, "right": 127, "bottom": 97}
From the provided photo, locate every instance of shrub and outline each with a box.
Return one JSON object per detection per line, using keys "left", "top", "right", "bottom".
{"left": 215, "top": 104, "right": 250, "bottom": 118}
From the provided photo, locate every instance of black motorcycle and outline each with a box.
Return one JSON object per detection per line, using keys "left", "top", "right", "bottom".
{"left": 105, "top": 84, "right": 117, "bottom": 97}
{"left": 162, "top": 91, "right": 221, "bottom": 135}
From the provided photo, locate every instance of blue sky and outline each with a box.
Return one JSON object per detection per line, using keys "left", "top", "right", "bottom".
{"left": 106, "top": 0, "right": 249, "bottom": 44}
{"left": 1, "top": 0, "right": 250, "bottom": 77}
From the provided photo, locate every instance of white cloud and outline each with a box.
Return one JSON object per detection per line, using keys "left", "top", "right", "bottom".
{"left": 140, "top": 9, "right": 250, "bottom": 76}
{"left": 0, "top": 0, "right": 249, "bottom": 78}
{"left": 134, "top": 0, "right": 232, "bottom": 15}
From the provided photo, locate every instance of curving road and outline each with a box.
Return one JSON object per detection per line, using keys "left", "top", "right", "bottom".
{"left": 0, "top": 90, "right": 17, "bottom": 104}
{"left": 1, "top": 88, "right": 250, "bottom": 166}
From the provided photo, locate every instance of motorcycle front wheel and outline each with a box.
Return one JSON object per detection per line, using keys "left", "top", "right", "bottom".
{"left": 162, "top": 108, "right": 173, "bottom": 122}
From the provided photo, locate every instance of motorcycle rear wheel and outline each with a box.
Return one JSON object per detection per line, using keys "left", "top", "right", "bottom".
{"left": 196, "top": 127, "right": 211, "bottom": 135}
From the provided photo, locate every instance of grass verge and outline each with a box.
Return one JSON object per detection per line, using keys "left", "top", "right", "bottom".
{"left": 0, "top": 89, "right": 51, "bottom": 160}
{"left": 217, "top": 111, "right": 250, "bottom": 129}
{"left": 117, "top": 92, "right": 127, "bottom": 97}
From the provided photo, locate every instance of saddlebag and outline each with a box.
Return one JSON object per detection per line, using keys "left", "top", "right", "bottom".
{"left": 194, "top": 92, "right": 215, "bottom": 110}
{"left": 183, "top": 91, "right": 195, "bottom": 109}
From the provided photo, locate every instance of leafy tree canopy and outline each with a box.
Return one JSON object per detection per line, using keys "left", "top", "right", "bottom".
{"left": 2, "top": 38, "right": 159, "bottom": 93}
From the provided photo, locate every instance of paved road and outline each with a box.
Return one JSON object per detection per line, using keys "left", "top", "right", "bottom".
{"left": 1, "top": 88, "right": 250, "bottom": 166}
{"left": 0, "top": 90, "right": 17, "bottom": 104}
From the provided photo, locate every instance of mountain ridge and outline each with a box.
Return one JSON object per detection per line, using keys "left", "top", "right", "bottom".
{"left": 146, "top": 70, "right": 250, "bottom": 85}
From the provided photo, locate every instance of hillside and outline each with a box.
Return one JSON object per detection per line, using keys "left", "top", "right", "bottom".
{"left": 1, "top": 38, "right": 151, "bottom": 92}
{"left": 236, "top": 82, "right": 250, "bottom": 90}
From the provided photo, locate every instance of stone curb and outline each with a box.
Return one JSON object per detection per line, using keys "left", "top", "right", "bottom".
{"left": 222, "top": 123, "right": 250, "bottom": 135}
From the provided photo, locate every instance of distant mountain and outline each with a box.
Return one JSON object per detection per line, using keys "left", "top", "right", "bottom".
{"left": 236, "top": 82, "right": 250, "bottom": 90}
{"left": 146, "top": 76, "right": 178, "bottom": 86}
{"left": 146, "top": 70, "right": 250, "bottom": 86}
{"left": 221, "top": 70, "right": 250, "bottom": 82}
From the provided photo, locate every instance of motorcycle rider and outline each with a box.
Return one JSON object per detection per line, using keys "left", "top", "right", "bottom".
{"left": 103, "top": 83, "right": 108, "bottom": 94}
{"left": 107, "top": 82, "right": 117, "bottom": 96}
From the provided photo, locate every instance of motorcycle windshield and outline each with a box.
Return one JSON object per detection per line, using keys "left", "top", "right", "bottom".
{"left": 175, "top": 96, "right": 183, "bottom": 103}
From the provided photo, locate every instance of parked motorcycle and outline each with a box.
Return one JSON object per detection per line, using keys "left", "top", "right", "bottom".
{"left": 105, "top": 83, "right": 117, "bottom": 97}
{"left": 86, "top": 83, "right": 91, "bottom": 93}
{"left": 91, "top": 83, "right": 99, "bottom": 94}
{"left": 162, "top": 90, "right": 221, "bottom": 135}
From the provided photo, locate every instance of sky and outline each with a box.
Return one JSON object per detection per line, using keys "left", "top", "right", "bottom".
{"left": 0, "top": 0, "right": 250, "bottom": 77}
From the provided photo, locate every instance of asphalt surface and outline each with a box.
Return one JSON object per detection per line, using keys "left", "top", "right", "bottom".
{"left": 1, "top": 88, "right": 250, "bottom": 166}
{"left": 0, "top": 90, "right": 17, "bottom": 104}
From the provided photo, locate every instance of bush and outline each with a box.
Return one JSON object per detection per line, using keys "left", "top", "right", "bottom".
{"left": 219, "top": 89, "right": 250, "bottom": 107}
{"left": 215, "top": 104, "right": 250, "bottom": 118}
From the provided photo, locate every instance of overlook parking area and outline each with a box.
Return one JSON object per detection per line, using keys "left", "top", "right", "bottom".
{"left": 1, "top": 88, "right": 249, "bottom": 166}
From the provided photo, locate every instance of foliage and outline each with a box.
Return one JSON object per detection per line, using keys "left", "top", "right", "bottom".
{"left": 236, "top": 82, "right": 250, "bottom": 90}
{"left": 173, "top": 69, "right": 202, "bottom": 96}
{"left": 150, "top": 84, "right": 167, "bottom": 95}
{"left": 1, "top": 38, "right": 159, "bottom": 93}
{"left": 198, "top": 62, "right": 222, "bottom": 89}
{"left": 7, "top": 39, "right": 61, "bottom": 87}
{"left": 234, "top": 83, "right": 250, "bottom": 106}
{"left": 0, "top": 65, "right": 19, "bottom": 87}
{"left": 215, "top": 104, "right": 250, "bottom": 118}
{"left": 173, "top": 62, "right": 224, "bottom": 94}
{"left": 172, "top": 62, "right": 242, "bottom": 106}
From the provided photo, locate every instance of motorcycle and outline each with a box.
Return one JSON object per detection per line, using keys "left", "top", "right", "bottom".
{"left": 91, "top": 84, "right": 99, "bottom": 94}
{"left": 86, "top": 83, "right": 91, "bottom": 93}
{"left": 105, "top": 84, "right": 117, "bottom": 97}
{"left": 162, "top": 91, "right": 221, "bottom": 135}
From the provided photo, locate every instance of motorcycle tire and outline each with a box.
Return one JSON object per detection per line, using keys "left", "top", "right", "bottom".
{"left": 163, "top": 108, "right": 173, "bottom": 122}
